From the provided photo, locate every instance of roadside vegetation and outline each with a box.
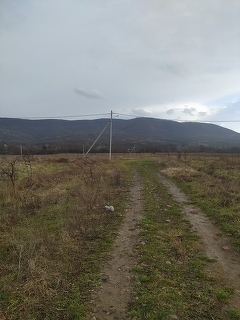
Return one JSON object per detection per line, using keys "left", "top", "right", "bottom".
{"left": 158, "top": 153, "right": 240, "bottom": 252}
{"left": 128, "top": 158, "right": 240, "bottom": 319}
{"left": 0, "top": 153, "right": 240, "bottom": 319}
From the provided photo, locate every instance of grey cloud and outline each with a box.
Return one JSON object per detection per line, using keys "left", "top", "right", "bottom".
{"left": 131, "top": 109, "right": 152, "bottom": 117}
{"left": 209, "top": 99, "right": 240, "bottom": 132}
{"left": 210, "top": 99, "right": 240, "bottom": 120}
{"left": 183, "top": 108, "right": 196, "bottom": 115}
{"left": 74, "top": 88, "right": 103, "bottom": 100}
{"left": 198, "top": 111, "right": 207, "bottom": 117}
{"left": 159, "top": 64, "right": 188, "bottom": 78}
{"left": 166, "top": 109, "right": 175, "bottom": 115}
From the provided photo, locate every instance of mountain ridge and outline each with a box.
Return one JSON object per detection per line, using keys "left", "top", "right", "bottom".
{"left": 1, "top": 117, "right": 240, "bottom": 151}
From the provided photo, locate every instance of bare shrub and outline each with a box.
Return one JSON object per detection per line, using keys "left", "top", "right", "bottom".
{"left": 161, "top": 167, "right": 201, "bottom": 182}
{"left": 0, "top": 156, "right": 20, "bottom": 197}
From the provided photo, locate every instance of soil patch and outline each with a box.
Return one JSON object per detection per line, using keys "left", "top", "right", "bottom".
{"left": 89, "top": 174, "right": 143, "bottom": 320}
{"left": 158, "top": 172, "right": 240, "bottom": 309}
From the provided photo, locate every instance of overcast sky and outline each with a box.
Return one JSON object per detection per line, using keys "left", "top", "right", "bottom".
{"left": 1, "top": 0, "right": 240, "bottom": 132}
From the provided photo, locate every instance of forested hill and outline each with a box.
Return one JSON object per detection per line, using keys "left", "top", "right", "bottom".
{"left": 1, "top": 117, "right": 240, "bottom": 151}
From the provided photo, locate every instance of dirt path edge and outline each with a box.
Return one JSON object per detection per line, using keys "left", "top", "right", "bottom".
{"left": 158, "top": 172, "right": 240, "bottom": 310}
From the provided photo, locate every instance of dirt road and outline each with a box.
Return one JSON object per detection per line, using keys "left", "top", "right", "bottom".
{"left": 89, "top": 175, "right": 143, "bottom": 320}
{"left": 89, "top": 172, "right": 240, "bottom": 319}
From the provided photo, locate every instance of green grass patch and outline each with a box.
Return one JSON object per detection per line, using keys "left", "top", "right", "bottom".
{"left": 215, "top": 287, "right": 234, "bottom": 303}
{"left": 227, "top": 309, "right": 240, "bottom": 320}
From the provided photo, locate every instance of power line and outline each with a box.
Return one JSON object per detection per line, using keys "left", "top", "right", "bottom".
{"left": 113, "top": 112, "right": 240, "bottom": 123}
{"left": 176, "top": 120, "right": 240, "bottom": 123}
{"left": 169, "top": 118, "right": 240, "bottom": 123}
{"left": 4, "top": 112, "right": 240, "bottom": 123}
{"left": 14, "top": 113, "right": 110, "bottom": 120}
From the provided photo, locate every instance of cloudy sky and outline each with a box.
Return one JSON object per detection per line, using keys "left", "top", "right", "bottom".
{"left": 1, "top": 0, "right": 240, "bottom": 132}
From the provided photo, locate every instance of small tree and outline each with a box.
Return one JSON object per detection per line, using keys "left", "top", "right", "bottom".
{"left": 0, "top": 156, "right": 20, "bottom": 197}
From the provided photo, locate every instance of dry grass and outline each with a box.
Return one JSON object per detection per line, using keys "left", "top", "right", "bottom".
{"left": 0, "top": 154, "right": 130, "bottom": 319}
{"left": 1, "top": 152, "right": 240, "bottom": 319}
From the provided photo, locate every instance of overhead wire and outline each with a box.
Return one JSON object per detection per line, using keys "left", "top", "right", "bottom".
{"left": 4, "top": 112, "right": 240, "bottom": 123}
{"left": 13, "top": 113, "right": 110, "bottom": 120}
{"left": 113, "top": 113, "right": 240, "bottom": 123}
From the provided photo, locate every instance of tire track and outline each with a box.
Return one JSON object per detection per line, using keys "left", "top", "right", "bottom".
{"left": 89, "top": 174, "right": 143, "bottom": 320}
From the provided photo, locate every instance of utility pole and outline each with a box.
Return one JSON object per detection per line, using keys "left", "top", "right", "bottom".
{"left": 109, "top": 110, "right": 113, "bottom": 161}
{"left": 83, "top": 111, "right": 113, "bottom": 159}
{"left": 84, "top": 120, "right": 110, "bottom": 158}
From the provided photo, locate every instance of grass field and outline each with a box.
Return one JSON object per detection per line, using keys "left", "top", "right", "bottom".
{"left": 0, "top": 153, "right": 240, "bottom": 319}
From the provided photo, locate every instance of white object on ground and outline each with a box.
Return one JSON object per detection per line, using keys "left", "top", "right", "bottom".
{"left": 105, "top": 205, "right": 114, "bottom": 212}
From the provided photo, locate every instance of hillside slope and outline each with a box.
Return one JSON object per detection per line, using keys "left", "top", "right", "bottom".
{"left": 1, "top": 117, "right": 240, "bottom": 148}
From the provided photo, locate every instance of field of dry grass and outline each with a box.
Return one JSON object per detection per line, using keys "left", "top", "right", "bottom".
{"left": 1, "top": 153, "right": 240, "bottom": 319}
{"left": 0, "top": 154, "right": 131, "bottom": 319}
